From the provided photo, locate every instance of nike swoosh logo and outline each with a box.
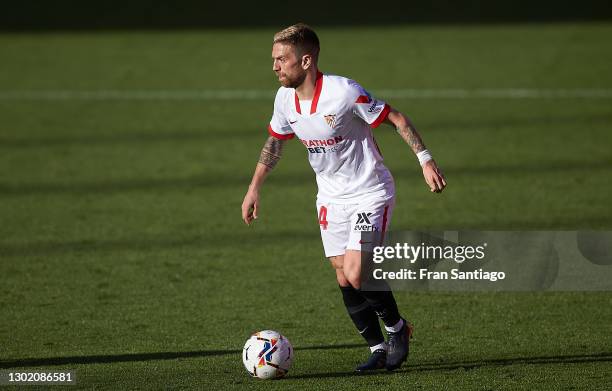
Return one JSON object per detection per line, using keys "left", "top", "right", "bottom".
{"left": 289, "top": 120, "right": 297, "bottom": 124}
{"left": 358, "top": 327, "right": 368, "bottom": 334}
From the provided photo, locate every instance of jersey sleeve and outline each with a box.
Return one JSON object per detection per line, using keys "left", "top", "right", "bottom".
{"left": 349, "top": 81, "right": 391, "bottom": 128}
{"left": 268, "top": 89, "right": 295, "bottom": 140}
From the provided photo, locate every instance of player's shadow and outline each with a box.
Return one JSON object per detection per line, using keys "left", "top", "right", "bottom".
{"left": 2, "top": 345, "right": 611, "bottom": 375}
{"left": 287, "top": 351, "right": 612, "bottom": 380}
{"left": 0, "top": 343, "right": 364, "bottom": 369}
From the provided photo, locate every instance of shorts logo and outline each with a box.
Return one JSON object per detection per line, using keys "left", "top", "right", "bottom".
{"left": 356, "top": 212, "right": 372, "bottom": 225}
{"left": 324, "top": 114, "right": 337, "bottom": 128}
{"left": 355, "top": 212, "right": 379, "bottom": 232}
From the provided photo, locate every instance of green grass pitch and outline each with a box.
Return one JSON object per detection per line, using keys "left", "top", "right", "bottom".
{"left": 1, "top": 23, "right": 611, "bottom": 389}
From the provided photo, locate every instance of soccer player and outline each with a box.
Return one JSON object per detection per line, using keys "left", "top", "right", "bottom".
{"left": 241, "top": 23, "right": 446, "bottom": 371}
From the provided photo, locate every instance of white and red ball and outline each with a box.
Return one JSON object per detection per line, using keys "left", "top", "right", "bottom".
{"left": 242, "top": 330, "right": 293, "bottom": 379}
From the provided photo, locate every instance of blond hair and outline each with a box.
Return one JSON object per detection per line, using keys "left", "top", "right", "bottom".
{"left": 273, "top": 23, "right": 320, "bottom": 60}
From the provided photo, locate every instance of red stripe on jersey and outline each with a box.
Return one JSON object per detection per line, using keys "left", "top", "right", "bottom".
{"left": 355, "top": 95, "right": 371, "bottom": 104}
{"left": 381, "top": 205, "right": 389, "bottom": 232}
{"left": 294, "top": 93, "right": 301, "bottom": 114}
{"left": 379, "top": 205, "right": 390, "bottom": 245}
{"left": 268, "top": 124, "right": 295, "bottom": 140}
{"left": 310, "top": 71, "right": 324, "bottom": 114}
{"left": 370, "top": 104, "right": 391, "bottom": 128}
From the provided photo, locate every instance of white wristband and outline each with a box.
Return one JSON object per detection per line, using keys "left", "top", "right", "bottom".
{"left": 416, "top": 149, "right": 433, "bottom": 166}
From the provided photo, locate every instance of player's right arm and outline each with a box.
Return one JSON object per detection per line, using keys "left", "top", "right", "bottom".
{"left": 242, "top": 88, "right": 294, "bottom": 225}
{"left": 241, "top": 136, "right": 286, "bottom": 225}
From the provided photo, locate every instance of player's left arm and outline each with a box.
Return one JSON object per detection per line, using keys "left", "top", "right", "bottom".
{"left": 383, "top": 108, "right": 447, "bottom": 193}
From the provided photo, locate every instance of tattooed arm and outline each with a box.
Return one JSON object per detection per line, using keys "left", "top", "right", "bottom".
{"left": 391, "top": 112, "right": 426, "bottom": 154}
{"left": 258, "top": 135, "right": 286, "bottom": 170}
{"left": 241, "top": 136, "right": 287, "bottom": 225}
{"left": 384, "top": 108, "right": 447, "bottom": 193}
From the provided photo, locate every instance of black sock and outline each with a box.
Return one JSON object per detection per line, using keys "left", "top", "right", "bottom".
{"left": 339, "top": 285, "right": 384, "bottom": 347}
{"left": 357, "top": 288, "right": 402, "bottom": 329}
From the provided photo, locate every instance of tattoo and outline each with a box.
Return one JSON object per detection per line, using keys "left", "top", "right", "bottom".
{"left": 396, "top": 123, "right": 426, "bottom": 154}
{"left": 258, "top": 136, "right": 285, "bottom": 169}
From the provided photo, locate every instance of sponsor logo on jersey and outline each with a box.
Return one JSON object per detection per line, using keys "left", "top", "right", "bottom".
{"left": 300, "top": 136, "right": 343, "bottom": 148}
{"left": 324, "top": 114, "right": 337, "bottom": 128}
{"left": 367, "top": 100, "right": 381, "bottom": 114}
{"left": 300, "top": 136, "right": 344, "bottom": 153}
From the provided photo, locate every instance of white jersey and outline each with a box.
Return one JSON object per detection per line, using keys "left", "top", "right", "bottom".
{"left": 268, "top": 72, "right": 395, "bottom": 203}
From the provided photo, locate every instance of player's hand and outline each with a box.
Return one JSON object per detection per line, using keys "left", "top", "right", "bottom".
{"left": 422, "top": 160, "right": 446, "bottom": 193}
{"left": 241, "top": 189, "right": 259, "bottom": 225}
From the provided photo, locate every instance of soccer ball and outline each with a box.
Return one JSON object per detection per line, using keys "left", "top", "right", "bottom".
{"left": 242, "top": 330, "right": 293, "bottom": 379}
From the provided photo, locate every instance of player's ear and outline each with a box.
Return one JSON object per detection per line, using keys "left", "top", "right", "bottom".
{"left": 301, "top": 54, "right": 312, "bottom": 70}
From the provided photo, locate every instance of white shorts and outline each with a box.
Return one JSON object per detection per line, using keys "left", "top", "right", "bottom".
{"left": 316, "top": 197, "right": 395, "bottom": 257}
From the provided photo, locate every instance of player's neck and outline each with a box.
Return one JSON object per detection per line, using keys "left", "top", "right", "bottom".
{"left": 295, "top": 68, "right": 319, "bottom": 100}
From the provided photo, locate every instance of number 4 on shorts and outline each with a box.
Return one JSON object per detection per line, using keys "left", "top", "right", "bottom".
{"left": 318, "top": 206, "right": 328, "bottom": 230}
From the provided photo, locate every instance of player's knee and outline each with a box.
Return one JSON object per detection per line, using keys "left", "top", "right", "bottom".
{"left": 343, "top": 252, "right": 360, "bottom": 272}
{"left": 329, "top": 255, "right": 344, "bottom": 269}
{"left": 335, "top": 269, "right": 350, "bottom": 286}
{"left": 343, "top": 251, "right": 362, "bottom": 288}
{"left": 344, "top": 273, "right": 361, "bottom": 290}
